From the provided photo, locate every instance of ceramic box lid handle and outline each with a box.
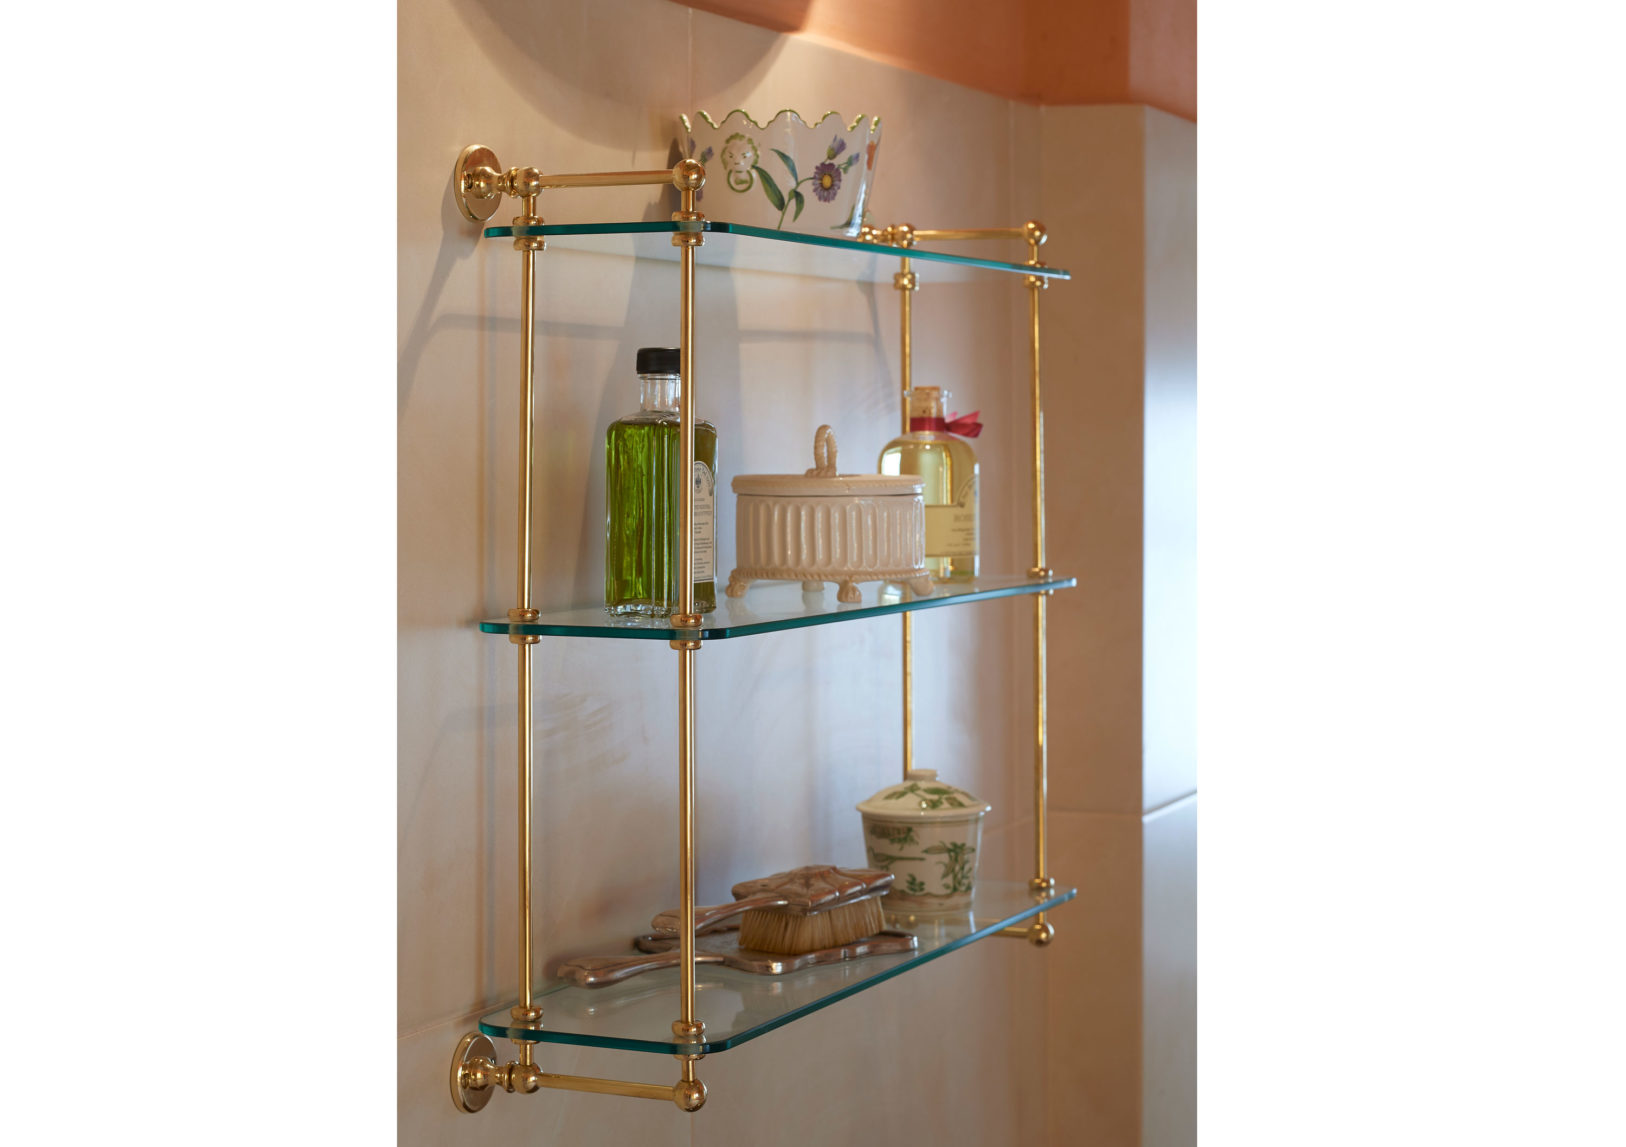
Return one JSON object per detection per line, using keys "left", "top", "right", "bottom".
{"left": 806, "top": 425, "right": 839, "bottom": 477}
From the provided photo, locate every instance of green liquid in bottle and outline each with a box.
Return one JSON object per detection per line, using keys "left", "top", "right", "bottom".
{"left": 605, "top": 362, "right": 717, "bottom": 616}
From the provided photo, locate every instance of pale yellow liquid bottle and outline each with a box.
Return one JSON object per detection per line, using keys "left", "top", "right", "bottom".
{"left": 878, "top": 386, "right": 979, "bottom": 578}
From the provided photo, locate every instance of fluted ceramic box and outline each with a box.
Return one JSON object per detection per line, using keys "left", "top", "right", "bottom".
{"left": 727, "top": 426, "right": 931, "bottom": 603}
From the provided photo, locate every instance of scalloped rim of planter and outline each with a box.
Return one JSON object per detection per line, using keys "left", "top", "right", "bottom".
{"left": 682, "top": 109, "right": 881, "bottom": 134}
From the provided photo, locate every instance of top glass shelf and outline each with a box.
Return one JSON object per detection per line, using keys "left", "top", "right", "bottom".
{"left": 483, "top": 220, "right": 1071, "bottom": 284}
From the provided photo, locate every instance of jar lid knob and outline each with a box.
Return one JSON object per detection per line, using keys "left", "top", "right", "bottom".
{"left": 806, "top": 425, "right": 839, "bottom": 477}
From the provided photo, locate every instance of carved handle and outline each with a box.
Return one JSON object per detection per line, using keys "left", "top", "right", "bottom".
{"left": 806, "top": 425, "right": 838, "bottom": 477}
{"left": 556, "top": 949, "right": 725, "bottom": 988}
{"left": 650, "top": 895, "right": 790, "bottom": 936}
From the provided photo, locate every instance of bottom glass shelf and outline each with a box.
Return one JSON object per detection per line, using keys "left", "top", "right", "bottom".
{"left": 478, "top": 880, "right": 1076, "bottom": 1055}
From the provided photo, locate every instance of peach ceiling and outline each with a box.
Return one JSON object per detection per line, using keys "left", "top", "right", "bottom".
{"left": 678, "top": 0, "right": 1195, "bottom": 122}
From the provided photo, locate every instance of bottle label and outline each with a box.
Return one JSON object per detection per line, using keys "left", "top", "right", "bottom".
{"left": 692, "top": 462, "right": 715, "bottom": 580}
{"left": 924, "top": 473, "right": 978, "bottom": 558}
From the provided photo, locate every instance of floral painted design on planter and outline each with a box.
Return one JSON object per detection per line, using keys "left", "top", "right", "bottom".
{"left": 856, "top": 768, "right": 990, "bottom": 914}
{"left": 680, "top": 110, "right": 881, "bottom": 236}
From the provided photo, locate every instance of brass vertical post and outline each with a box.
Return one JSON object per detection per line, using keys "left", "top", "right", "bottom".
{"left": 509, "top": 192, "right": 547, "bottom": 1030}
{"left": 891, "top": 225, "right": 919, "bottom": 783}
{"left": 450, "top": 152, "right": 722, "bottom": 1113}
{"left": 669, "top": 161, "right": 707, "bottom": 1045}
{"left": 1026, "top": 222, "right": 1057, "bottom": 934}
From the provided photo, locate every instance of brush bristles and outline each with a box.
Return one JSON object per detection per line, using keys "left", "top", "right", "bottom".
{"left": 737, "top": 896, "right": 886, "bottom": 955}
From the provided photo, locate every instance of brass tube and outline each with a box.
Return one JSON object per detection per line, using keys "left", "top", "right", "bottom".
{"left": 534, "top": 169, "right": 682, "bottom": 190}
{"left": 679, "top": 190, "right": 695, "bottom": 622}
{"left": 899, "top": 255, "right": 913, "bottom": 402}
{"left": 1034, "top": 595, "right": 1048, "bottom": 887}
{"left": 535, "top": 1073, "right": 676, "bottom": 1102}
{"left": 675, "top": 179, "right": 701, "bottom": 1033}
{"left": 898, "top": 250, "right": 914, "bottom": 783}
{"left": 517, "top": 197, "right": 539, "bottom": 1019}
{"left": 902, "top": 613, "right": 914, "bottom": 781}
{"left": 519, "top": 645, "right": 534, "bottom": 1008}
{"left": 518, "top": 210, "right": 537, "bottom": 612}
{"left": 1029, "top": 237, "right": 1046, "bottom": 572}
{"left": 1027, "top": 224, "right": 1051, "bottom": 905}
{"left": 909, "top": 227, "right": 1027, "bottom": 242}
{"left": 678, "top": 647, "right": 697, "bottom": 1026}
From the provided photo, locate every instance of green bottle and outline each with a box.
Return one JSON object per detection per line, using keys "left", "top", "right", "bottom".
{"left": 604, "top": 347, "right": 718, "bottom": 616}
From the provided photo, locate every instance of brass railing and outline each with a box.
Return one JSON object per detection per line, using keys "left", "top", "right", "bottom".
{"left": 446, "top": 147, "right": 1063, "bottom": 1115}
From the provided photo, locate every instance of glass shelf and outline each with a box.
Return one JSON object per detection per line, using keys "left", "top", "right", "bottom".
{"left": 481, "top": 573, "right": 1074, "bottom": 642}
{"left": 483, "top": 220, "right": 1071, "bottom": 284}
{"left": 478, "top": 880, "right": 1076, "bottom": 1055}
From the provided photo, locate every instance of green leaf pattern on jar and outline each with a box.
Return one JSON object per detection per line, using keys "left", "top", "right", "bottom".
{"left": 923, "top": 841, "right": 977, "bottom": 894}
{"left": 864, "top": 846, "right": 915, "bottom": 872}
{"left": 879, "top": 782, "right": 973, "bottom": 810}
{"left": 868, "top": 822, "right": 918, "bottom": 846}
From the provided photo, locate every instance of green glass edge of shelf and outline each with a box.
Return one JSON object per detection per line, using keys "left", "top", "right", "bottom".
{"left": 478, "top": 881, "right": 1078, "bottom": 1055}
{"left": 482, "top": 220, "right": 1071, "bottom": 280}
{"left": 480, "top": 574, "right": 1076, "bottom": 641}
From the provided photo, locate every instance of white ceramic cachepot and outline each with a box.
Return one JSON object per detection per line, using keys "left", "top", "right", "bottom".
{"left": 680, "top": 110, "right": 882, "bottom": 236}
{"left": 857, "top": 769, "right": 992, "bottom": 914}
{"left": 728, "top": 426, "right": 932, "bottom": 603}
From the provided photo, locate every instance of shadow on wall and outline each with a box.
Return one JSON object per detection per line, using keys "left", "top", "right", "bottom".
{"left": 451, "top": 0, "right": 788, "bottom": 144}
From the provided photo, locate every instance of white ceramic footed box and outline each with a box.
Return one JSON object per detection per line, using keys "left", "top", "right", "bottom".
{"left": 728, "top": 426, "right": 932, "bottom": 602}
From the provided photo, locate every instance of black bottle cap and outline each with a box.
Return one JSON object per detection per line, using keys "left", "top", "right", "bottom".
{"left": 636, "top": 347, "right": 681, "bottom": 375}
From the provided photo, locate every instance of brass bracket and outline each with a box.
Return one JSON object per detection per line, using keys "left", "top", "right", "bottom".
{"left": 454, "top": 145, "right": 506, "bottom": 222}
{"left": 451, "top": 1032, "right": 707, "bottom": 1114}
{"left": 998, "top": 918, "right": 1056, "bottom": 946}
{"left": 455, "top": 145, "right": 708, "bottom": 230}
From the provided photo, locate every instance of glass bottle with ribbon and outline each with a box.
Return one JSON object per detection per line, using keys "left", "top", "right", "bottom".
{"left": 877, "top": 385, "right": 981, "bottom": 578}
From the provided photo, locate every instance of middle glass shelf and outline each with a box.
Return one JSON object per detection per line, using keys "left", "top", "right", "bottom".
{"left": 481, "top": 573, "right": 1075, "bottom": 641}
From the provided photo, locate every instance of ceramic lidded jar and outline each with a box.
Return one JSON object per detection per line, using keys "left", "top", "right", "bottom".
{"left": 856, "top": 769, "right": 991, "bottom": 914}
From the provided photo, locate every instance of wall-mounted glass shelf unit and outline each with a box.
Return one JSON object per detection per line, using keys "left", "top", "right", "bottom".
{"left": 478, "top": 880, "right": 1077, "bottom": 1056}
{"left": 480, "top": 574, "right": 1076, "bottom": 641}
{"left": 483, "top": 220, "right": 1072, "bottom": 284}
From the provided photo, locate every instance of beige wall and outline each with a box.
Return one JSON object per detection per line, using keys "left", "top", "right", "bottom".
{"left": 1038, "top": 105, "right": 1197, "bottom": 1147}
{"left": 399, "top": 3, "right": 1194, "bottom": 1144}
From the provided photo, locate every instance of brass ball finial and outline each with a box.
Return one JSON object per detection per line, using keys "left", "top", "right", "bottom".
{"left": 1028, "top": 920, "right": 1056, "bottom": 947}
{"left": 510, "top": 1062, "right": 543, "bottom": 1094}
{"left": 672, "top": 1079, "right": 708, "bottom": 1112}
{"left": 510, "top": 166, "right": 545, "bottom": 197}
{"left": 673, "top": 158, "right": 707, "bottom": 192}
{"left": 1024, "top": 220, "right": 1047, "bottom": 246}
